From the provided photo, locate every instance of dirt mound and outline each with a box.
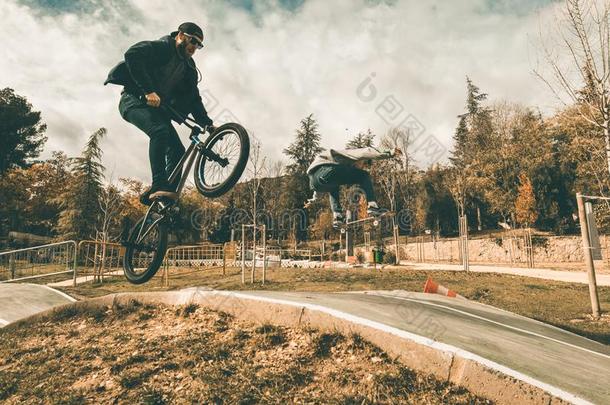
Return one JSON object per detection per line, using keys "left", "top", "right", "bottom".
{"left": 0, "top": 301, "right": 492, "bottom": 404}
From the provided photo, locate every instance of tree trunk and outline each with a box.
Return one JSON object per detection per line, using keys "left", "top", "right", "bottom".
{"left": 605, "top": 123, "right": 610, "bottom": 179}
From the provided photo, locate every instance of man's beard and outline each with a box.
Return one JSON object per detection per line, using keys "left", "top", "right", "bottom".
{"left": 178, "top": 41, "right": 190, "bottom": 59}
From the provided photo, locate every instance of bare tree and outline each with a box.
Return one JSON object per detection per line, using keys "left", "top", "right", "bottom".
{"left": 445, "top": 168, "right": 467, "bottom": 218}
{"left": 246, "top": 140, "right": 267, "bottom": 280}
{"left": 536, "top": 0, "right": 610, "bottom": 176}
{"left": 267, "top": 160, "right": 285, "bottom": 241}
{"left": 376, "top": 127, "right": 412, "bottom": 213}
{"left": 269, "top": 160, "right": 285, "bottom": 178}
{"left": 374, "top": 127, "right": 413, "bottom": 262}
{"left": 97, "top": 179, "right": 122, "bottom": 244}
{"left": 94, "top": 177, "right": 122, "bottom": 281}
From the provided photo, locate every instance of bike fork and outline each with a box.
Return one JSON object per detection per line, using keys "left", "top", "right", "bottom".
{"left": 135, "top": 203, "right": 166, "bottom": 245}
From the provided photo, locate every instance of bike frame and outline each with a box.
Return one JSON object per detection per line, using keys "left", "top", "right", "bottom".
{"left": 133, "top": 105, "right": 229, "bottom": 246}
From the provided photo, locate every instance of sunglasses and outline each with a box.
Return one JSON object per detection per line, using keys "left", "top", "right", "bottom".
{"left": 183, "top": 33, "right": 204, "bottom": 49}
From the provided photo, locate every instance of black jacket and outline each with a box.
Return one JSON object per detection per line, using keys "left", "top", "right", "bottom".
{"left": 104, "top": 33, "right": 213, "bottom": 126}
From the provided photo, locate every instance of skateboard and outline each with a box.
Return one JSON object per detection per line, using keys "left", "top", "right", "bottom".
{"left": 338, "top": 211, "right": 395, "bottom": 233}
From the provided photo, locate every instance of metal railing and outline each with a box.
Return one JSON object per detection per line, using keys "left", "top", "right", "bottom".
{"left": 0, "top": 241, "right": 77, "bottom": 283}
{"left": 76, "top": 240, "right": 124, "bottom": 283}
{"left": 236, "top": 246, "right": 314, "bottom": 264}
{"left": 162, "top": 243, "right": 235, "bottom": 286}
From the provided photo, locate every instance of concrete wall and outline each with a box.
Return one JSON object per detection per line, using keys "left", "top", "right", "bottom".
{"left": 387, "top": 235, "right": 609, "bottom": 265}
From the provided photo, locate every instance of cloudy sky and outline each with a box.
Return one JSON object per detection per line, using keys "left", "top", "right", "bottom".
{"left": 2, "top": 0, "right": 564, "bottom": 183}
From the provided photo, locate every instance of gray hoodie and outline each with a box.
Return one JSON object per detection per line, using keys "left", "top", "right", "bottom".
{"left": 306, "top": 147, "right": 396, "bottom": 174}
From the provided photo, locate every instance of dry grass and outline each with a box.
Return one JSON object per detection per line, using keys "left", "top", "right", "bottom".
{"left": 0, "top": 302, "right": 492, "bottom": 404}
{"left": 57, "top": 266, "right": 610, "bottom": 345}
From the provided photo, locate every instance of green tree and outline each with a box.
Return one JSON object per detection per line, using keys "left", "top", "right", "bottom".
{"left": 449, "top": 115, "right": 469, "bottom": 168}
{"left": 24, "top": 152, "right": 72, "bottom": 236}
{"left": 0, "top": 88, "right": 47, "bottom": 173}
{"left": 466, "top": 77, "right": 488, "bottom": 116}
{"left": 283, "top": 114, "right": 323, "bottom": 242}
{"left": 283, "top": 114, "right": 323, "bottom": 175}
{"left": 56, "top": 128, "right": 107, "bottom": 240}
{"left": 447, "top": 77, "right": 493, "bottom": 226}
{"left": 0, "top": 168, "right": 29, "bottom": 235}
{"left": 346, "top": 129, "right": 375, "bottom": 149}
{"left": 447, "top": 117, "right": 469, "bottom": 217}
{"left": 480, "top": 103, "right": 543, "bottom": 223}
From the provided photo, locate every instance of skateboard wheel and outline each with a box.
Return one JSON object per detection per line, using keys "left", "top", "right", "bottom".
{"left": 373, "top": 220, "right": 379, "bottom": 226}
{"left": 340, "top": 228, "right": 346, "bottom": 234}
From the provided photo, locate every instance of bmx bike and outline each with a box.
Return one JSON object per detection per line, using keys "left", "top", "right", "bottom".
{"left": 122, "top": 104, "right": 250, "bottom": 284}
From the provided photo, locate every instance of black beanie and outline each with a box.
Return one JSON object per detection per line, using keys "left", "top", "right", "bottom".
{"left": 176, "top": 22, "right": 203, "bottom": 40}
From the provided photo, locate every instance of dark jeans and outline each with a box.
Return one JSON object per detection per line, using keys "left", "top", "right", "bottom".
{"left": 119, "top": 92, "right": 185, "bottom": 189}
{"left": 309, "top": 164, "right": 376, "bottom": 213}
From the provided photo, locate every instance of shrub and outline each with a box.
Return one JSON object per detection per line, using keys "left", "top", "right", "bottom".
{"left": 382, "top": 251, "right": 396, "bottom": 264}
{"left": 531, "top": 235, "right": 549, "bottom": 249}
{"left": 356, "top": 252, "right": 365, "bottom": 264}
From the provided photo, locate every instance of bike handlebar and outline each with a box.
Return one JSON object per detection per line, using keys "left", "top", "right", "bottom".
{"left": 137, "top": 95, "right": 211, "bottom": 133}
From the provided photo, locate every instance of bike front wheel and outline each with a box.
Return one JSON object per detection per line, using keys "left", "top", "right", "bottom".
{"left": 194, "top": 123, "right": 250, "bottom": 198}
{"left": 123, "top": 212, "right": 168, "bottom": 284}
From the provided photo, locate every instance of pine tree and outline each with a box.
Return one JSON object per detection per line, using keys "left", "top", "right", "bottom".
{"left": 465, "top": 77, "right": 488, "bottom": 116}
{"left": 346, "top": 129, "right": 375, "bottom": 149}
{"left": 282, "top": 114, "right": 323, "bottom": 242}
{"left": 283, "top": 114, "right": 323, "bottom": 175}
{"left": 447, "top": 77, "right": 493, "bottom": 225}
{"left": 56, "top": 128, "right": 107, "bottom": 240}
{"left": 449, "top": 115, "right": 469, "bottom": 168}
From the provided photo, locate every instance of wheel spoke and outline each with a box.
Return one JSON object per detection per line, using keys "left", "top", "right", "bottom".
{"left": 200, "top": 130, "right": 242, "bottom": 188}
{"left": 127, "top": 220, "right": 161, "bottom": 276}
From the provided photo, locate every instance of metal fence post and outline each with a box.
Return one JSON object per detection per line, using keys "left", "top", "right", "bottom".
{"left": 222, "top": 243, "right": 226, "bottom": 276}
{"left": 262, "top": 225, "right": 267, "bottom": 285}
{"left": 241, "top": 224, "right": 245, "bottom": 284}
{"left": 576, "top": 192, "right": 601, "bottom": 318}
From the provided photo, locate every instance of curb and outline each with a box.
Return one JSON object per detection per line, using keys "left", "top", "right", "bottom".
{"left": 6, "top": 289, "right": 587, "bottom": 405}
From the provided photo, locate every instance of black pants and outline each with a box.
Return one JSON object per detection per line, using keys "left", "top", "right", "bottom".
{"left": 308, "top": 164, "right": 376, "bottom": 213}
{"left": 119, "top": 92, "right": 185, "bottom": 189}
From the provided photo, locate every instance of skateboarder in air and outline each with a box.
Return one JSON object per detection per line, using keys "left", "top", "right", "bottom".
{"left": 305, "top": 146, "right": 402, "bottom": 228}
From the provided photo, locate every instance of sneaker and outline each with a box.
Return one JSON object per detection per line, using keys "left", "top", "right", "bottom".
{"left": 332, "top": 213, "right": 345, "bottom": 229}
{"left": 149, "top": 189, "right": 178, "bottom": 201}
{"left": 140, "top": 184, "right": 178, "bottom": 206}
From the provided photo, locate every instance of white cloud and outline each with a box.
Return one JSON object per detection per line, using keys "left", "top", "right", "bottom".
{"left": 1, "top": 0, "right": 565, "bottom": 183}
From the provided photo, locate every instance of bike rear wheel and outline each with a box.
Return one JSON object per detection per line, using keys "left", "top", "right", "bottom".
{"left": 194, "top": 123, "right": 250, "bottom": 198}
{"left": 123, "top": 211, "right": 168, "bottom": 284}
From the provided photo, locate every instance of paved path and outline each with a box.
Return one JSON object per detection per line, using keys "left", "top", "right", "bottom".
{"left": 0, "top": 283, "right": 75, "bottom": 326}
{"left": 234, "top": 290, "right": 610, "bottom": 405}
{"left": 399, "top": 261, "right": 610, "bottom": 286}
{"left": 47, "top": 270, "right": 124, "bottom": 287}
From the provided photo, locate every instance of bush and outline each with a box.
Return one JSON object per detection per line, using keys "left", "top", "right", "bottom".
{"left": 356, "top": 252, "right": 365, "bottom": 264}
{"left": 382, "top": 251, "right": 396, "bottom": 264}
{"left": 531, "top": 235, "right": 549, "bottom": 249}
